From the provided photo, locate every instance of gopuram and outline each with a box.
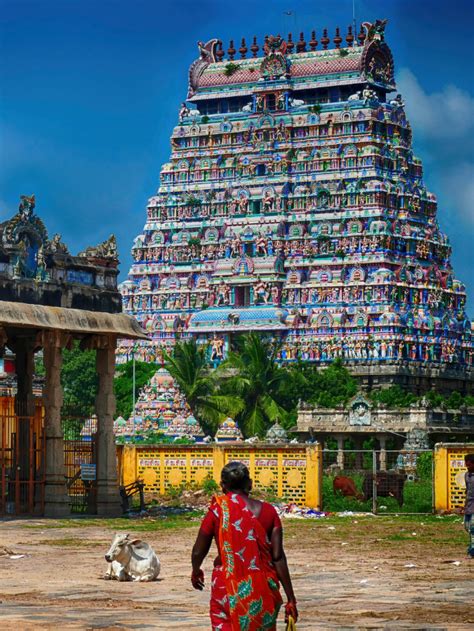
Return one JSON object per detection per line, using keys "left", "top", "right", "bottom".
{"left": 120, "top": 20, "right": 473, "bottom": 393}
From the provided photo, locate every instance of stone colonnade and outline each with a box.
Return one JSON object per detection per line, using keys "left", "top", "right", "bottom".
{"left": 3, "top": 327, "right": 121, "bottom": 517}
{"left": 333, "top": 433, "right": 388, "bottom": 471}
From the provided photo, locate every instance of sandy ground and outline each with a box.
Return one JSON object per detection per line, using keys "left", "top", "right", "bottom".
{"left": 0, "top": 513, "right": 473, "bottom": 630}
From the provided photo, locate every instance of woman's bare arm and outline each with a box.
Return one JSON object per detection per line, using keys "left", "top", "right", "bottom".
{"left": 270, "top": 527, "right": 296, "bottom": 603}
{"left": 190, "top": 530, "right": 213, "bottom": 590}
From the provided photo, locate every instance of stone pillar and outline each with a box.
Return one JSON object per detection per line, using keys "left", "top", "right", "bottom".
{"left": 336, "top": 435, "right": 345, "bottom": 470}
{"left": 354, "top": 435, "right": 364, "bottom": 470}
{"left": 95, "top": 335, "right": 121, "bottom": 516}
{"left": 10, "top": 335, "right": 36, "bottom": 508}
{"left": 378, "top": 435, "right": 387, "bottom": 471}
{"left": 14, "top": 337, "right": 36, "bottom": 417}
{"left": 43, "top": 331, "right": 70, "bottom": 517}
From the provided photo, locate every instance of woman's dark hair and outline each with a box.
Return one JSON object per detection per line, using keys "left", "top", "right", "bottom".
{"left": 221, "top": 461, "right": 251, "bottom": 491}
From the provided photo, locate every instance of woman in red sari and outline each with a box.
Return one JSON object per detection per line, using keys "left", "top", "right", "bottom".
{"left": 191, "top": 461, "right": 298, "bottom": 630}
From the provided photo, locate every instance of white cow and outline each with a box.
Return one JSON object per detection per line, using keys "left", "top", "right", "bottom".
{"left": 104, "top": 533, "right": 161, "bottom": 582}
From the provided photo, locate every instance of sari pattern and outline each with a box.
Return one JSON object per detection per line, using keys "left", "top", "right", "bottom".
{"left": 212, "top": 493, "right": 282, "bottom": 631}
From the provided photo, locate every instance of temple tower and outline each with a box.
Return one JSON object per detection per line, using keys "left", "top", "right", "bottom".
{"left": 120, "top": 20, "right": 473, "bottom": 393}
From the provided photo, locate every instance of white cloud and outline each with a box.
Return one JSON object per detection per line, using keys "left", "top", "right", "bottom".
{"left": 438, "top": 162, "right": 474, "bottom": 227}
{"left": 395, "top": 68, "right": 474, "bottom": 231}
{"left": 397, "top": 68, "right": 474, "bottom": 141}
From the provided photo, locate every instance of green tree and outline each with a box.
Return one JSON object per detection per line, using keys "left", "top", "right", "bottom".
{"left": 61, "top": 344, "right": 98, "bottom": 417}
{"left": 220, "top": 333, "right": 290, "bottom": 438}
{"left": 285, "top": 359, "right": 358, "bottom": 409}
{"left": 369, "top": 385, "right": 417, "bottom": 408}
{"left": 163, "top": 339, "right": 242, "bottom": 436}
{"left": 114, "top": 360, "right": 158, "bottom": 420}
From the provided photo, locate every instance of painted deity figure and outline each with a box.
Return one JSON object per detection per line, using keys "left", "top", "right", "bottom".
{"left": 216, "top": 280, "right": 230, "bottom": 306}
{"left": 210, "top": 335, "right": 225, "bottom": 362}
{"left": 238, "top": 194, "right": 249, "bottom": 214}
{"left": 270, "top": 285, "right": 280, "bottom": 305}
{"left": 254, "top": 278, "right": 270, "bottom": 304}
{"left": 256, "top": 234, "right": 267, "bottom": 256}
{"left": 262, "top": 190, "right": 274, "bottom": 212}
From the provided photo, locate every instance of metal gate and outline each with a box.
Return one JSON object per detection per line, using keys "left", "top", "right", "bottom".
{"left": 322, "top": 449, "right": 434, "bottom": 514}
{"left": 64, "top": 425, "right": 97, "bottom": 514}
{"left": 0, "top": 397, "right": 45, "bottom": 516}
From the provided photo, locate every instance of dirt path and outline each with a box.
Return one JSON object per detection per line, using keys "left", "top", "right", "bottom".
{"left": 0, "top": 514, "right": 472, "bottom": 630}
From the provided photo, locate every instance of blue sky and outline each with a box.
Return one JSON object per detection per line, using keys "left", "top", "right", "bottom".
{"left": 1, "top": 0, "right": 473, "bottom": 314}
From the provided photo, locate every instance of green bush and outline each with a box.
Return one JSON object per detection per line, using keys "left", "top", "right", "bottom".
{"left": 416, "top": 451, "right": 433, "bottom": 481}
{"left": 370, "top": 385, "right": 417, "bottom": 408}
{"left": 223, "top": 62, "right": 239, "bottom": 77}
{"left": 202, "top": 476, "right": 219, "bottom": 496}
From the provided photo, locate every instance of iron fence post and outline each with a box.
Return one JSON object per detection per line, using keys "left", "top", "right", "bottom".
{"left": 372, "top": 449, "right": 377, "bottom": 514}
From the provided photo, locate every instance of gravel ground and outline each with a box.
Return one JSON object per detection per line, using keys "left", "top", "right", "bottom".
{"left": 0, "top": 513, "right": 472, "bottom": 630}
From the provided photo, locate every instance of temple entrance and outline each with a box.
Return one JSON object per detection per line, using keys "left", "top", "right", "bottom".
{"left": 0, "top": 397, "right": 45, "bottom": 516}
{"left": 64, "top": 433, "right": 98, "bottom": 514}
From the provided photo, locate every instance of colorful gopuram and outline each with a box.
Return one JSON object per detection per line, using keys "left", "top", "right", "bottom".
{"left": 119, "top": 20, "right": 473, "bottom": 390}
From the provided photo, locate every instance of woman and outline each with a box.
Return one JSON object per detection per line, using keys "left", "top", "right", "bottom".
{"left": 191, "top": 461, "right": 298, "bottom": 630}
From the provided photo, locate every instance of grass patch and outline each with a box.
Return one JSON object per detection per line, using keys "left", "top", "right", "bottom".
{"left": 37, "top": 538, "right": 106, "bottom": 547}
{"left": 21, "top": 511, "right": 204, "bottom": 532}
{"left": 322, "top": 473, "right": 433, "bottom": 514}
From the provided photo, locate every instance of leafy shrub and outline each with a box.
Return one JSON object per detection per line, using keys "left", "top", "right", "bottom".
{"left": 416, "top": 452, "right": 433, "bottom": 481}
{"left": 370, "top": 385, "right": 417, "bottom": 408}
{"left": 202, "top": 476, "right": 219, "bottom": 496}
{"left": 223, "top": 62, "right": 239, "bottom": 77}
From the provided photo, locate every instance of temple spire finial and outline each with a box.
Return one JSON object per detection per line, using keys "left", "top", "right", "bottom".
{"left": 346, "top": 25, "right": 354, "bottom": 47}
{"left": 216, "top": 40, "right": 224, "bottom": 62}
{"left": 286, "top": 33, "right": 294, "bottom": 53}
{"left": 321, "top": 28, "right": 330, "bottom": 49}
{"left": 250, "top": 36, "right": 259, "bottom": 58}
{"left": 227, "top": 39, "right": 236, "bottom": 60}
{"left": 296, "top": 31, "right": 306, "bottom": 53}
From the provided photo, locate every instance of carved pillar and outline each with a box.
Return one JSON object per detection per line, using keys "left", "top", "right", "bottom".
{"left": 378, "top": 435, "right": 387, "bottom": 471}
{"left": 43, "top": 331, "right": 70, "bottom": 517}
{"left": 9, "top": 335, "right": 36, "bottom": 509}
{"left": 95, "top": 335, "right": 121, "bottom": 516}
{"left": 13, "top": 336, "right": 36, "bottom": 417}
{"left": 336, "top": 435, "right": 345, "bottom": 469}
{"left": 354, "top": 435, "right": 364, "bottom": 470}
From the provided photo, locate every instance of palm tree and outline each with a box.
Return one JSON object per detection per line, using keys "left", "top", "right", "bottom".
{"left": 219, "top": 332, "right": 290, "bottom": 438}
{"left": 163, "top": 339, "right": 242, "bottom": 436}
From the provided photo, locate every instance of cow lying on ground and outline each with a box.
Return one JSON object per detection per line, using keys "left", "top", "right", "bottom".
{"left": 104, "top": 533, "right": 161, "bottom": 581}
{"left": 333, "top": 475, "right": 363, "bottom": 500}
{"left": 362, "top": 471, "right": 406, "bottom": 507}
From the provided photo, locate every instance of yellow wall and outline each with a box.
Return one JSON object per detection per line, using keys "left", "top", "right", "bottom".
{"left": 434, "top": 443, "right": 474, "bottom": 512}
{"left": 117, "top": 443, "right": 322, "bottom": 509}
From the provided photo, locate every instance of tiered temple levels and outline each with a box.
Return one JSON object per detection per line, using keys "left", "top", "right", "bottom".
{"left": 119, "top": 21, "right": 473, "bottom": 379}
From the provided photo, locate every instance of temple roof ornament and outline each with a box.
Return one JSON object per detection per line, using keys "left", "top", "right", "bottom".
{"left": 78, "top": 235, "right": 118, "bottom": 261}
{"left": 265, "top": 421, "right": 289, "bottom": 443}
{"left": 260, "top": 35, "right": 289, "bottom": 80}
{"left": 215, "top": 417, "right": 243, "bottom": 442}
{"left": 0, "top": 196, "right": 122, "bottom": 308}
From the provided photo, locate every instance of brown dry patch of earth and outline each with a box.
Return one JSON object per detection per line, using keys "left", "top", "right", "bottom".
{"left": 0, "top": 513, "right": 472, "bottom": 630}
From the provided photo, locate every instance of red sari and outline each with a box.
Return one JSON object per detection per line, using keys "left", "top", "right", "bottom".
{"left": 208, "top": 493, "right": 282, "bottom": 631}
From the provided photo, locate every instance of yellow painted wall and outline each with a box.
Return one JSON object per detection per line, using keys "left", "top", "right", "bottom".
{"left": 117, "top": 443, "right": 323, "bottom": 509}
{"left": 434, "top": 443, "right": 474, "bottom": 512}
